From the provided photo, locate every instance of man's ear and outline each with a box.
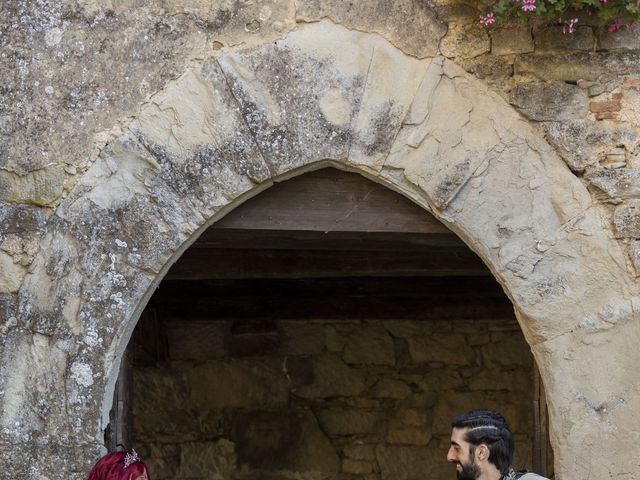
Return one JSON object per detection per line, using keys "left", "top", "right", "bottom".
{"left": 476, "top": 444, "right": 490, "bottom": 462}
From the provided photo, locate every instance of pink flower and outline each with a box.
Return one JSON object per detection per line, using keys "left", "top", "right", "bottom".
{"left": 563, "top": 17, "right": 579, "bottom": 34}
{"left": 521, "top": 0, "right": 536, "bottom": 11}
{"left": 608, "top": 17, "right": 623, "bottom": 32}
{"left": 479, "top": 12, "right": 496, "bottom": 25}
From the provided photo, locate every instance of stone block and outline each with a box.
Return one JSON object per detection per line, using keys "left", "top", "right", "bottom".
{"left": 295, "top": 0, "right": 446, "bottom": 58}
{"left": 396, "top": 409, "right": 432, "bottom": 427}
{"left": 597, "top": 27, "right": 640, "bottom": 51}
{"left": 316, "top": 408, "right": 381, "bottom": 435}
{"left": 280, "top": 321, "right": 325, "bottom": 355}
{"left": 342, "top": 458, "right": 374, "bottom": 474}
{"left": 585, "top": 168, "right": 640, "bottom": 199}
{"left": 509, "top": 82, "right": 587, "bottom": 121}
{"left": 229, "top": 331, "right": 280, "bottom": 357}
{"left": 404, "top": 369, "right": 465, "bottom": 391}
{"left": 614, "top": 200, "right": 640, "bottom": 237}
{"left": 342, "top": 444, "right": 376, "bottom": 461}
{"left": 407, "top": 334, "right": 476, "bottom": 365}
{"left": 628, "top": 240, "right": 640, "bottom": 275}
{"left": 369, "top": 378, "right": 412, "bottom": 399}
{"left": 544, "top": 120, "right": 640, "bottom": 171}
{"left": 0, "top": 205, "right": 46, "bottom": 235}
{"left": 232, "top": 409, "right": 339, "bottom": 473}
{"left": 325, "top": 325, "right": 348, "bottom": 352}
{"left": 0, "top": 251, "right": 25, "bottom": 293}
{"left": 0, "top": 165, "right": 66, "bottom": 207}
{"left": 344, "top": 328, "right": 395, "bottom": 365}
{"left": 386, "top": 427, "right": 431, "bottom": 445}
{"left": 440, "top": 23, "right": 490, "bottom": 59}
{"left": 534, "top": 26, "right": 594, "bottom": 53}
{"left": 178, "top": 439, "right": 236, "bottom": 479}
{"left": 491, "top": 28, "right": 534, "bottom": 55}
{"left": 590, "top": 100, "right": 622, "bottom": 113}
{"left": 376, "top": 445, "right": 448, "bottom": 480}
{"left": 515, "top": 51, "right": 640, "bottom": 82}
{"left": 287, "top": 354, "right": 365, "bottom": 399}
{"left": 481, "top": 334, "right": 532, "bottom": 368}
{"left": 187, "top": 359, "right": 289, "bottom": 409}
{"left": 166, "top": 320, "right": 229, "bottom": 361}
{"left": 383, "top": 320, "right": 426, "bottom": 338}
{"left": 467, "top": 367, "right": 532, "bottom": 392}
{"left": 458, "top": 55, "right": 514, "bottom": 80}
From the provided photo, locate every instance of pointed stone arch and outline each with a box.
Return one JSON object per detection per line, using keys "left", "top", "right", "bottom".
{"left": 3, "top": 19, "right": 639, "bottom": 479}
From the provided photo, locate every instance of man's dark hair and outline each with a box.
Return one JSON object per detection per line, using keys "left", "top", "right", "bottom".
{"left": 451, "top": 410, "right": 514, "bottom": 475}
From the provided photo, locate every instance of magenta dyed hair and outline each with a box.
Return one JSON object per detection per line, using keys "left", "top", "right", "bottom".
{"left": 87, "top": 451, "right": 150, "bottom": 480}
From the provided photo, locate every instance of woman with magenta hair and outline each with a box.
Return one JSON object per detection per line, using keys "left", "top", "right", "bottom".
{"left": 87, "top": 450, "right": 150, "bottom": 480}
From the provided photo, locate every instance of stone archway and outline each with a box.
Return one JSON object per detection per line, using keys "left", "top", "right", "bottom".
{"left": 2, "top": 19, "right": 639, "bottom": 480}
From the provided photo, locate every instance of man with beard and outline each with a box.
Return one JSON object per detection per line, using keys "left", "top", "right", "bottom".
{"left": 446, "top": 410, "right": 549, "bottom": 480}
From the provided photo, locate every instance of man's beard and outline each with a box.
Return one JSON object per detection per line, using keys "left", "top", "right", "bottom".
{"left": 455, "top": 453, "right": 482, "bottom": 480}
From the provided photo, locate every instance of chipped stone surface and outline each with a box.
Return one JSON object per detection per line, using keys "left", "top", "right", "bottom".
{"left": 440, "top": 23, "right": 491, "bottom": 59}
{"left": 534, "top": 26, "right": 595, "bottom": 53}
{"left": 491, "top": 28, "right": 535, "bottom": 56}
{"left": 544, "top": 120, "right": 640, "bottom": 172}
{"left": 509, "top": 82, "right": 588, "bottom": 121}
{"left": 218, "top": 20, "right": 368, "bottom": 174}
{"left": 294, "top": 0, "right": 446, "bottom": 58}
{"left": 586, "top": 168, "right": 640, "bottom": 199}
{"left": 385, "top": 58, "right": 505, "bottom": 210}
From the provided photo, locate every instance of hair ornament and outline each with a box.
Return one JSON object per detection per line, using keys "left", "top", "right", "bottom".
{"left": 124, "top": 450, "right": 140, "bottom": 468}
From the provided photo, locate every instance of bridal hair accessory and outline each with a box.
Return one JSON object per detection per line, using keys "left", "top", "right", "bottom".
{"left": 124, "top": 450, "right": 140, "bottom": 468}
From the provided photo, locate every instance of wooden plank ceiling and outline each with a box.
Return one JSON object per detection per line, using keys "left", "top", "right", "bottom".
{"left": 165, "top": 168, "right": 491, "bottom": 280}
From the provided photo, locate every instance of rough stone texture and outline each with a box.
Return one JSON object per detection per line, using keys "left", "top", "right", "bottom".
{"left": 440, "top": 23, "right": 491, "bottom": 59}
{"left": 376, "top": 444, "right": 448, "bottom": 480}
{"left": 509, "top": 82, "right": 588, "bottom": 121}
{"left": 544, "top": 120, "right": 640, "bottom": 171}
{"left": 132, "top": 317, "right": 533, "bottom": 480}
{"left": 585, "top": 168, "right": 640, "bottom": 199}
{"left": 515, "top": 51, "right": 640, "bottom": 82}
{"left": 491, "top": 28, "right": 535, "bottom": 56}
{"left": 614, "top": 200, "right": 640, "bottom": 237}
{"left": 294, "top": 0, "right": 447, "bottom": 58}
{"left": 232, "top": 410, "right": 340, "bottom": 473}
{"left": 287, "top": 354, "right": 366, "bottom": 399}
{"left": 187, "top": 360, "right": 289, "bottom": 409}
{"left": 343, "top": 327, "right": 395, "bottom": 365}
{"left": 2, "top": 6, "right": 640, "bottom": 480}
{"left": 597, "top": 27, "right": 640, "bottom": 51}
{"left": 534, "top": 26, "right": 595, "bottom": 53}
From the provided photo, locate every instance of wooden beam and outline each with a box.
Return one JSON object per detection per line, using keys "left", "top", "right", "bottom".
{"left": 150, "top": 277, "right": 513, "bottom": 321}
{"left": 165, "top": 246, "right": 490, "bottom": 280}
{"left": 213, "top": 168, "right": 450, "bottom": 234}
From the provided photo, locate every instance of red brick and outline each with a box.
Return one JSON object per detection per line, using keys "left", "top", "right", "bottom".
{"left": 595, "top": 112, "right": 618, "bottom": 120}
{"left": 612, "top": 92, "right": 623, "bottom": 100}
{"left": 624, "top": 76, "right": 640, "bottom": 86}
{"left": 590, "top": 100, "right": 621, "bottom": 113}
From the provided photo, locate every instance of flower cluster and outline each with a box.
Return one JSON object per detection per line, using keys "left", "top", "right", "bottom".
{"left": 479, "top": 0, "right": 640, "bottom": 33}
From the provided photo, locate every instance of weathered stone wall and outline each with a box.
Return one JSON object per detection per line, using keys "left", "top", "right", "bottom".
{"left": 2, "top": 1, "right": 640, "bottom": 479}
{"left": 133, "top": 317, "right": 536, "bottom": 480}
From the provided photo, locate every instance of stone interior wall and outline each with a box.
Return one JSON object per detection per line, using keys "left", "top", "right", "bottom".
{"left": 132, "top": 315, "right": 539, "bottom": 480}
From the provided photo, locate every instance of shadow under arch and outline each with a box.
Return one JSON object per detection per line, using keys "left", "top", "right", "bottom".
{"left": 5, "top": 18, "right": 638, "bottom": 480}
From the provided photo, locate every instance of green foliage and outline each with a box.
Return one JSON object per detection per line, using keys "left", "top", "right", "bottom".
{"left": 479, "top": 0, "right": 640, "bottom": 31}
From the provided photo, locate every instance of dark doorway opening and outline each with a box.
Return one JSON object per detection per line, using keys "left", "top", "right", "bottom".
{"left": 111, "top": 168, "right": 553, "bottom": 479}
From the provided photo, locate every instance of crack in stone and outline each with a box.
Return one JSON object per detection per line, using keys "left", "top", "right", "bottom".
{"left": 214, "top": 57, "right": 276, "bottom": 180}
